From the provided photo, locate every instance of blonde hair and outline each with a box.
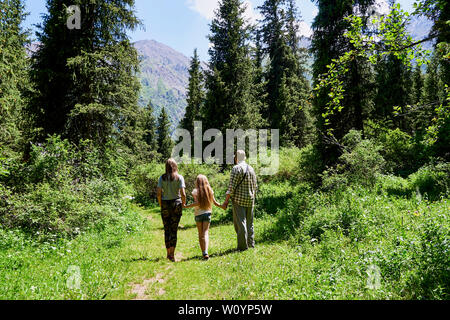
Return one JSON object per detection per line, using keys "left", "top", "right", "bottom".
{"left": 195, "top": 175, "right": 214, "bottom": 210}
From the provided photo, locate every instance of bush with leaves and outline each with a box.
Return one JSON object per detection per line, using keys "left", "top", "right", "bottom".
{"left": 378, "top": 128, "right": 421, "bottom": 176}
{"left": 0, "top": 136, "right": 130, "bottom": 236}
{"left": 408, "top": 161, "right": 450, "bottom": 200}
{"left": 322, "top": 130, "right": 385, "bottom": 190}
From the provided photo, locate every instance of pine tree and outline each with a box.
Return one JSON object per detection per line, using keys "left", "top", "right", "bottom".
{"left": 425, "top": 0, "right": 450, "bottom": 86}
{"left": 373, "top": 54, "right": 413, "bottom": 130}
{"left": 0, "top": 0, "right": 29, "bottom": 158}
{"left": 422, "top": 52, "right": 444, "bottom": 106}
{"left": 29, "top": 0, "right": 142, "bottom": 151}
{"left": 180, "top": 49, "right": 204, "bottom": 136}
{"left": 412, "top": 64, "right": 424, "bottom": 106}
{"left": 202, "top": 0, "right": 264, "bottom": 132}
{"left": 311, "top": 0, "right": 375, "bottom": 165}
{"left": 142, "top": 100, "right": 158, "bottom": 151}
{"left": 258, "top": 0, "right": 310, "bottom": 146}
{"left": 157, "top": 107, "right": 174, "bottom": 160}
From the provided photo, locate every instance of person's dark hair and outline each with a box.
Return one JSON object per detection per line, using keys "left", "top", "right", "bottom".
{"left": 162, "top": 158, "right": 179, "bottom": 181}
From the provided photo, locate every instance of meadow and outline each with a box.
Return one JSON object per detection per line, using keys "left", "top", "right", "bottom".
{"left": 1, "top": 142, "right": 448, "bottom": 300}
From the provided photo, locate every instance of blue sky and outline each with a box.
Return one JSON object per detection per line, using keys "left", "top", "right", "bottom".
{"left": 23, "top": 0, "right": 417, "bottom": 61}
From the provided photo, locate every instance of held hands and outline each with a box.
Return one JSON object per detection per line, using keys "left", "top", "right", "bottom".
{"left": 221, "top": 201, "right": 229, "bottom": 210}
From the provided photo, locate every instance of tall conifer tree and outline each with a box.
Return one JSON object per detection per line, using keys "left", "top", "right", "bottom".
{"left": 202, "top": 0, "right": 263, "bottom": 132}
{"left": 311, "top": 0, "right": 374, "bottom": 165}
{"left": 29, "top": 0, "right": 142, "bottom": 150}
{"left": 157, "top": 107, "right": 174, "bottom": 160}
{"left": 0, "top": 0, "right": 29, "bottom": 157}
{"left": 180, "top": 49, "right": 204, "bottom": 136}
{"left": 373, "top": 54, "right": 413, "bottom": 130}
{"left": 258, "top": 0, "right": 310, "bottom": 146}
{"left": 142, "top": 100, "right": 158, "bottom": 151}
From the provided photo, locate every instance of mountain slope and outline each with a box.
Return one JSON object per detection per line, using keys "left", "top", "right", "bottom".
{"left": 134, "top": 40, "right": 191, "bottom": 128}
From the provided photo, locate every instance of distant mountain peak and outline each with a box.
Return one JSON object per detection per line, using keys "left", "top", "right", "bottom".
{"left": 134, "top": 39, "right": 191, "bottom": 129}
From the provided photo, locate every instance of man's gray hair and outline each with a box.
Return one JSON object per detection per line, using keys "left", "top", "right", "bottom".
{"left": 236, "top": 150, "right": 246, "bottom": 163}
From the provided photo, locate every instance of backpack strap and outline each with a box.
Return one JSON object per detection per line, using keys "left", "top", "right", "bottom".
{"left": 235, "top": 164, "right": 249, "bottom": 190}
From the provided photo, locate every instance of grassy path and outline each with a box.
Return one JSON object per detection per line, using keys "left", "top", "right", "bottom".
{"left": 112, "top": 206, "right": 304, "bottom": 300}
{"left": 2, "top": 203, "right": 306, "bottom": 300}
{"left": 2, "top": 202, "right": 381, "bottom": 300}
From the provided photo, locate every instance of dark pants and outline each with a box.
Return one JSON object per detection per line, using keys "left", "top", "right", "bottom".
{"left": 161, "top": 199, "right": 183, "bottom": 249}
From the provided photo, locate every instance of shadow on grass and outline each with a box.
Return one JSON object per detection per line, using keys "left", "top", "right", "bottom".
{"left": 178, "top": 248, "right": 238, "bottom": 263}
{"left": 255, "top": 194, "right": 293, "bottom": 216}
{"left": 155, "top": 223, "right": 198, "bottom": 232}
{"left": 121, "top": 256, "right": 164, "bottom": 263}
{"left": 212, "top": 210, "right": 234, "bottom": 227}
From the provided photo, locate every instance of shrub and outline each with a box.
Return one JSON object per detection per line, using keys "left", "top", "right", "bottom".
{"left": 322, "top": 131, "right": 385, "bottom": 190}
{"left": 129, "top": 162, "right": 165, "bottom": 205}
{"left": 301, "top": 190, "right": 365, "bottom": 242}
{"left": 408, "top": 162, "right": 450, "bottom": 200}
{"left": 254, "top": 181, "right": 297, "bottom": 216}
{"left": 0, "top": 180, "right": 126, "bottom": 235}
{"left": 412, "top": 212, "right": 450, "bottom": 299}
{"left": 259, "top": 145, "right": 322, "bottom": 186}
{"left": 296, "top": 145, "right": 323, "bottom": 186}
{"left": 25, "top": 135, "right": 74, "bottom": 185}
{"left": 379, "top": 128, "right": 418, "bottom": 176}
{"left": 260, "top": 185, "right": 314, "bottom": 242}
{"left": 0, "top": 136, "right": 130, "bottom": 236}
{"left": 376, "top": 174, "right": 412, "bottom": 198}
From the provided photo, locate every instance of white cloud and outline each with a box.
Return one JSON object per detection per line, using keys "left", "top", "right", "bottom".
{"left": 298, "top": 21, "right": 313, "bottom": 38}
{"left": 355, "top": 0, "right": 390, "bottom": 18}
{"left": 372, "top": 0, "right": 390, "bottom": 16}
{"left": 243, "top": 0, "right": 262, "bottom": 24}
{"left": 311, "top": 6, "right": 319, "bottom": 19}
{"left": 186, "top": 0, "right": 261, "bottom": 23}
{"left": 186, "top": 0, "right": 219, "bottom": 20}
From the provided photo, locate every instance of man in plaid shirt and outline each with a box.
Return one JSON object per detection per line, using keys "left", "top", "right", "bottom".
{"left": 224, "top": 150, "right": 257, "bottom": 251}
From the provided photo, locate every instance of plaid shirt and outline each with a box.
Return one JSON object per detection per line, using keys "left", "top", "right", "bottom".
{"left": 227, "top": 161, "right": 257, "bottom": 208}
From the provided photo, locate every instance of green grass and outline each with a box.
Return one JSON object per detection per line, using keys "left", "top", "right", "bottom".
{"left": 1, "top": 182, "right": 448, "bottom": 300}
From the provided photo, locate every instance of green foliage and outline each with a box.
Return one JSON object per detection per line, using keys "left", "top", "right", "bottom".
{"left": 180, "top": 49, "right": 204, "bottom": 136}
{"left": 408, "top": 162, "right": 450, "bottom": 200}
{"left": 29, "top": 0, "right": 142, "bottom": 150}
{"left": 322, "top": 130, "right": 385, "bottom": 190}
{"left": 140, "top": 101, "right": 158, "bottom": 152}
{"left": 129, "top": 162, "right": 165, "bottom": 206}
{"left": 66, "top": 41, "right": 142, "bottom": 151}
{"left": 202, "top": 0, "right": 264, "bottom": 131}
{"left": 0, "top": 136, "right": 130, "bottom": 236}
{"left": 156, "top": 107, "right": 174, "bottom": 160}
{"left": 1, "top": 180, "right": 127, "bottom": 235}
{"left": 424, "top": 85, "right": 450, "bottom": 156}
{"left": 378, "top": 128, "right": 418, "bottom": 175}
{"left": 258, "top": 0, "right": 311, "bottom": 146}
{"left": 262, "top": 146, "right": 322, "bottom": 186}
{"left": 311, "top": 0, "right": 375, "bottom": 159}
{"left": 0, "top": 151, "right": 9, "bottom": 178}
{"left": 0, "top": 0, "right": 29, "bottom": 157}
